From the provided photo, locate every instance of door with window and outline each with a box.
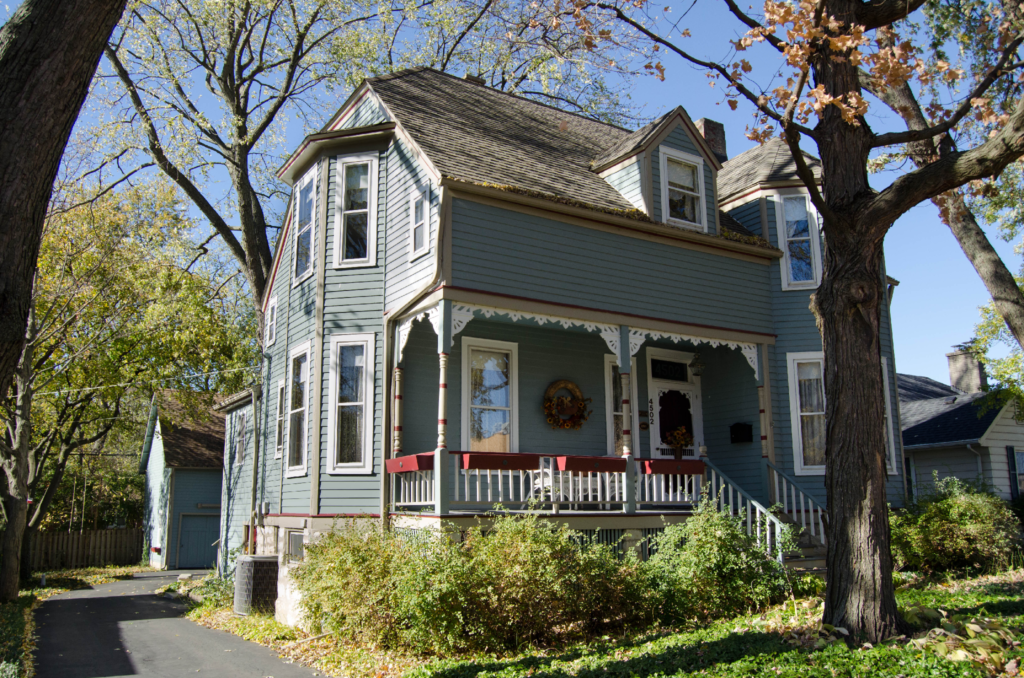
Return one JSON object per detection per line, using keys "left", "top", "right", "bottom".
{"left": 647, "top": 349, "right": 703, "bottom": 458}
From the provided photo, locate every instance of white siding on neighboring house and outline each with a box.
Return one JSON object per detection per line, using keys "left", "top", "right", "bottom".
{"left": 979, "top": 403, "right": 1023, "bottom": 499}
{"left": 911, "top": 446, "right": 984, "bottom": 495}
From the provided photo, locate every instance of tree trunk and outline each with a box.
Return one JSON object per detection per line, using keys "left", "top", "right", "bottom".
{"left": 0, "top": 0, "right": 127, "bottom": 399}
{"left": 0, "top": 480, "right": 26, "bottom": 600}
{"left": 19, "top": 525, "right": 34, "bottom": 579}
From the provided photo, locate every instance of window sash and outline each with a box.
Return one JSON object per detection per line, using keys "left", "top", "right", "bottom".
{"left": 235, "top": 412, "right": 246, "bottom": 464}
{"left": 411, "top": 193, "right": 427, "bottom": 255}
{"left": 294, "top": 173, "right": 315, "bottom": 280}
{"left": 288, "top": 351, "right": 309, "bottom": 470}
{"left": 469, "top": 346, "right": 512, "bottom": 453}
{"left": 462, "top": 339, "right": 517, "bottom": 454}
{"left": 275, "top": 382, "right": 285, "bottom": 457}
{"left": 660, "top": 150, "right": 704, "bottom": 229}
{"left": 340, "top": 161, "right": 371, "bottom": 263}
{"left": 334, "top": 342, "right": 366, "bottom": 466}
{"left": 790, "top": 355, "right": 826, "bottom": 472}
{"left": 781, "top": 195, "right": 818, "bottom": 286}
{"left": 266, "top": 300, "right": 277, "bottom": 345}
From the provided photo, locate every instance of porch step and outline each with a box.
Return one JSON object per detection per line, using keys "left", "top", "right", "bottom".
{"left": 784, "top": 555, "right": 826, "bottom": 571}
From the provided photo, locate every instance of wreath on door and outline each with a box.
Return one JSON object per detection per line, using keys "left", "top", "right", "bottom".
{"left": 543, "top": 380, "right": 592, "bottom": 430}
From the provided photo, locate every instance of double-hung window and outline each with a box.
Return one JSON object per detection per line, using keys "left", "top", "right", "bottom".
{"left": 328, "top": 333, "right": 375, "bottom": 474}
{"left": 881, "top": 357, "right": 898, "bottom": 474}
{"left": 409, "top": 189, "right": 428, "bottom": 260}
{"left": 604, "top": 355, "right": 639, "bottom": 457}
{"left": 275, "top": 379, "right": 285, "bottom": 459}
{"left": 778, "top": 194, "right": 822, "bottom": 289}
{"left": 1011, "top": 447, "right": 1024, "bottom": 497}
{"left": 287, "top": 342, "right": 311, "bottom": 476}
{"left": 235, "top": 411, "right": 247, "bottom": 465}
{"left": 266, "top": 296, "right": 278, "bottom": 346}
{"left": 659, "top": 147, "right": 705, "bottom": 231}
{"left": 293, "top": 168, "right": 316, "bottom": 284}
{"left": 462, "top": 337, "right": 518, "bottom": 453}
{"left": 334, "top": 154, "right": 377, "bottom": 268}
{"left": 787, "top": 352, "right": 826, "bottom": 474}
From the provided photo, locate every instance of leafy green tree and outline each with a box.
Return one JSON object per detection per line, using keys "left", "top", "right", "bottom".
{"left": 0, "top": 180, "right": 256, "bottom": 595}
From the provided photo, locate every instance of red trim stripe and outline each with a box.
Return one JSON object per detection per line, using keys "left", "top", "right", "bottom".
{"left": 438, "top": 419, "right": 448, "bottom": 425}
{"left": 622, "top": 429, "right": 631, "bottom": 435}
{"left": 439, "top": 383, "right": 447, "bottom": 388}
{"left": 395, "top": 395, "right": 403, "bottom": 400}
{"left": 394, "top": 426, "right": 403, "bottom": 431}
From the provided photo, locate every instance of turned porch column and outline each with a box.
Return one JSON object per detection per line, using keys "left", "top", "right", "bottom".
{"left": 393, "top": 366, "right": 404, "bottom": 457}
{"left": 619, "top": 325, "right": 637, "bottom": 514}
{"left": 434, "top": 301, "right": 452, "bottom": 515}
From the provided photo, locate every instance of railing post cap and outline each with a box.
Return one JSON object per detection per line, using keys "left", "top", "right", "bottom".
{"left": 698, "top": 445, "right": 708, "bottom": 457}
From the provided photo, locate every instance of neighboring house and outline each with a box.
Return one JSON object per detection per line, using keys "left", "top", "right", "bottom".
{"left": 219, "top": 68, "right": 906, "bottom": 622}
{"left": 214, "top": 389, "right": 257, "bottom": 574}
{"left": 140, "top": 394, "right": 224, "bottom": 570}
{"left": 899, "top": 350, "right": 1021, "bottom": 501}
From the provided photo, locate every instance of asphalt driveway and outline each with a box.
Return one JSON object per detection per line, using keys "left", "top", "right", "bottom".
{"left": 34, "top": 571, "right": 322, "bottom": 677}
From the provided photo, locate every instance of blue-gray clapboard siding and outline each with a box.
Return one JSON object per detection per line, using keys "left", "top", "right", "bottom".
{"left": 318, "top": 148, "right": 387, "bottom": 513}
{"left": 221, "top": 403, "right": 254, "bottom": 573}
{"left": 604, "top": 159, "right": 645, "bottom": 212}
{"left": 449, "top": 199, "right": 773, "bottom": 335}
{"left": 336, "top": 94, "right": 390, "bottom": 129}
{"left": 651, "top": 124, "right": 718, "bottom": 234}
{"left": 727, "top": 196, "right": 905, "bottom": 507}
{"left": 384, "top": 136, "right": 439, "bottom": 312}
{"left": 166, "top": 469, "right": 221, "bottom": 569}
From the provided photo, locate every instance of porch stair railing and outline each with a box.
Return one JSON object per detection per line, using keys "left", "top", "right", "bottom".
{"left": 765, "top": 460, "right": 827, "bottom": 547}
{"left": 704, "top": 458, "right": 788, "bottom": 562}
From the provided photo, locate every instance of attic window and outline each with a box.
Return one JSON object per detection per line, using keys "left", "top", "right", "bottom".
{"left": 659, "top": 147, "right": 705, "bottom": 232}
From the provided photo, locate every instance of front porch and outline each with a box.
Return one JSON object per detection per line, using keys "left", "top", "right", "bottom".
{"left": 383, "top": 298, "right": 827, "bottom": 559}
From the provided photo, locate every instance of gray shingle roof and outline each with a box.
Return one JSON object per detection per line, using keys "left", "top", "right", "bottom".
{"left": 897, "top": 373, "right": 958, "bottom": 404}
{"left": 368, "top": 68, "right": 637, "bottom": 211}
{"left": 899, "top": 386, "right": 1002, "bottom": 448}
{"left": 718, "top": 138, "right": 822, "bottom": 203}
{"left": 590, "top": 110, "right": 673, "bottom": 170}
{"left": 156, "top": 393, "right": 224, "bottom": 469}
{"left": 719, "top": 210, "right": 755, "bottom": 237}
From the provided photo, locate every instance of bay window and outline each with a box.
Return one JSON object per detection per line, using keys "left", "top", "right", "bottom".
{"left": 293, "top": 168, "right": 316, "bottom": 284}
{"left": 334, "top": 154, "right": 377, "bottom": 268}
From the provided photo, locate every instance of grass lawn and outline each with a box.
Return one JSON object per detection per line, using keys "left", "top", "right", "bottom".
{"left": 185, "top": 568, "right": 1024, "bottom": 678}
{"left": 0, "top": 565, "right": 151, "bottom": 678}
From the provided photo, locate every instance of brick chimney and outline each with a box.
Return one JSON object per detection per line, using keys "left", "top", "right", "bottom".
{"left": 947, "top": 350, "right": 988, "bottom": 393}
{"left": 695, "top": 118, "right": 727, "bottom": 162}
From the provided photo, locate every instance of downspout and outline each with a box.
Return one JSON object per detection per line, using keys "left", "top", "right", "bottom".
{"left": 967, "top": 444, "right": 984, "bottom": 480}
{"left": 379, "top": 184, "right": 451, "bottom": 528}
{"left": 248, "top": 385, "right": 263, "bottom": 553}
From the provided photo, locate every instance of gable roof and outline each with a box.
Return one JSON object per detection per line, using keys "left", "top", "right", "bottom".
{"left": 898, "top": 378, "right": 1002, "bottom": 448}
{"left": 719, "top": 210, "right": 755, "bottom": 237}
{"left": 140, "top": 392, "right": 225, "bottom": 471}
{"left": 590, "top": 111, "right": 671, "bottom": 171}
{"left": 897, "top": 373, "right": 958, "bottom": 404}
{"left": 366, "top": 68, "right": 640, "bottom": 212}
{"left": 718, "top": 138, "right": 822, "bottom": 204}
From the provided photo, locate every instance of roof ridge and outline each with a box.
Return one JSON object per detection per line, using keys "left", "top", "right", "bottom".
{"left": 368, "top": 66, "right": 633, "bottom": 134}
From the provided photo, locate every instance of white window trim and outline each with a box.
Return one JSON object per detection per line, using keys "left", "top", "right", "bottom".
{"left": 658, "top": 146, "right": 706, "bottom": 232}
{"left": 774, "top": 192, "right": 823, "bottom": 291}
{"left": 274, "top": 378, "right": 285, "bottom": 459}
{"left": 787, "top": 351, "right": 825, "bottom": 476}
{"left": 327, "top": 332, "right": 376, "bottom": 475}
{"left": 604, "top": 354, "right": 639, "bottom": 457}
{"left": 408, "top": 186, "right": 430, "bottom": 263}
{"left": 461, "top": 336, "right": 519, "bottom": 453}
{"left": 285, "top": 341, "right": 312, "bottom": 478}
{"left": 292, "top": 167, "right": 317, "bottom": 287}
{"left": 646, "top": 347, "right": 703, "bottom": 458}
{"left": 333, "top": 152, "right": 378, "bottom": 269}
{"left": 882, "top": 357, "right": 899, "bottom": 475}
{"left": 234, "top": 410, "right": 247, "bottom": 466}
{"left": 266, "top": 296, "right": 278, "bottom": 347}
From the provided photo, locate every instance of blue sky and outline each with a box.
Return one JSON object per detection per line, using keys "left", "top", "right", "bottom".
{"left": 5, "top": 1, "right": 1016, "bottom": 385}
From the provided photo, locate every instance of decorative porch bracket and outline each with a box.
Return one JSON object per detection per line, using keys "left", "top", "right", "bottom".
{"left": 626, "top": 328, "right": 760, "bottom": 381}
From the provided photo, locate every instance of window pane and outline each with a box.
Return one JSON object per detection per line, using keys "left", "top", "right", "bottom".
{"left": 797, "top": 361, "right": 824, "bottom": 412}
{"left": 344, "top": 213, "right": 368, "bottom": 260}
{"left": 784, "top": 197, "right": 810, "bottom": 238}
{"left": 470, "top": 408, "right": 510, "bottom": 452}
{"left": 801, "top": 413, "right": 826, "bottom": 466}
{"left": 611, "top": 363, "right": 622, "bottom": 413}
{"left": 470, "top": 349, "right": 510, "bottom": 407}
{"left": 298, "top": 181, "right": 313, "bottom": 228}
{"left": 337, "top": 345, "right": 364, "bottom": 403}
{"left": 414, "top": 197, "right": 425, "bottom": 224}
{"left": 413, "top": 224, "right": 424, "bottom": 251}
{"left": 336, "top": 405, "right": 363, "bottom": 464}
{"left": 788, "top": 240, "right": 813, "bottom": 282}
{"left": 291, "top": 354, "right": 307, "bottom": 410}
{"left": 289, "top": 410, "right": 305, "bottom": 467}
{"left": 667, "top": 158, "right": 697, "bottom": 191}
{"left": 668, "top": 188, "right": 699, "bottom": 223}
{"left": 344, "top": 163, "right": 369, "bottom": 211}
{"left": 1016, "top": 451, "right": 1024, "bottom": 472}
{"left": 295, "top": 228, "right": 311, "bottom": 276}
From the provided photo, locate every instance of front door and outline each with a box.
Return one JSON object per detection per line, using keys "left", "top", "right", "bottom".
{"left": 647, "top": 349, "right": 703, "bottom": 458}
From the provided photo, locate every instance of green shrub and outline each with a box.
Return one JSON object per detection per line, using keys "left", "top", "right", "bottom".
{"left": 646, "top": 496, "right": 793, "bottom": 622}
{"left": 890, "top": 474, "right": 1020, "bottom": 572}
{"left": 292, "top": 514, "right": 654, "bottom": 654}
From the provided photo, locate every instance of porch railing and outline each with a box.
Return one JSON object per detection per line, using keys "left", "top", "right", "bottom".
{"left": 635, "top": 459, "right": 703, "bottom": 505}
{"left": 704, "top": 458, "right": 788, "bottom": 562}
{"left": 766, "top": 460, "right": 827, "bottom": 546}
{"left": 387, "top": 453, "right": 435, "bottom": 507}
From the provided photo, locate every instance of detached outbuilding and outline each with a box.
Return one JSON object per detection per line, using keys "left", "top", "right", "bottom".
{"left": 140, "top": 394, "right": 225, "bottom": 569}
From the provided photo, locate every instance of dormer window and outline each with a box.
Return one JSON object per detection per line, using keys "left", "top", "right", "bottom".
{"left": 334, "top": 153, "right": 377, "bottom": 268}
{"left": 293, "top": 168, "right": 316, "bottom": 284}
{"left": 659, "top": 147, "right": 705, "bottom": 231}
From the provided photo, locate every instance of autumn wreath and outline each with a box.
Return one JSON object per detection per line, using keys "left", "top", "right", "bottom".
{"left": 543, "top": 380, "right": 593, "bottom": 431}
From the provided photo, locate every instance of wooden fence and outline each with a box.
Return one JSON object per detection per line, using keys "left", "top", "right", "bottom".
{"left": 25, "top": 528, "right": 143, "bottom": 570}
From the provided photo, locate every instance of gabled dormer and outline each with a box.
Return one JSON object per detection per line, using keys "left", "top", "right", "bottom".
{"left": 592, "top": 107, "right": 725, "bottom": 235}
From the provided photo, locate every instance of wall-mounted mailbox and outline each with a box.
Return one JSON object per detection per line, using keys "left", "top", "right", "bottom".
{"left": 730, "top": 422, "right": 753, "bottom": 444}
